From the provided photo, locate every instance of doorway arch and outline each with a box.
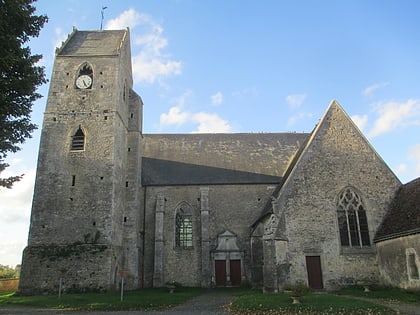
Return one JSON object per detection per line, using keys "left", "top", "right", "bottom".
{"left": 211, "top": 230, "right": 244, "bottom": 286}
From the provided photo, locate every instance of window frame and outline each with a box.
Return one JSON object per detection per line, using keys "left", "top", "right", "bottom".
{"left": 70, "top": 126, "right": 85, "bottom": 151}
{"left": 175, "top": 203, "right": 193, "bottom": 249}
{"left": 406, "top": 248, "right": 420, "bottom": 280}
{"left": 337, "top": 187, "right": 371, "bottom": 249}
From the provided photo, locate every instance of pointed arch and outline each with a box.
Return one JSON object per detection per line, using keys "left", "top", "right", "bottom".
{"left": 337, "top": 187, "right": 370, "bottom": 247}
{"left": 71, "top": 125, "right": 85, "bottom": 151}
{"left": 175, "top": 202, "right": 193, "bottom": 249}
{"left": 76, "top": 62, "right": 93, "bottom": 89}
{"left": 78, "top": 62, "right": 93, "bottom": 77}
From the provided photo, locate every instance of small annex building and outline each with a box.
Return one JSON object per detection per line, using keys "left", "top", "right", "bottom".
{"left": 375, "top": 178, "right": 420, "bottom": 290}
{"left": 18, "top": 28, "right": 420, "bottom": 294}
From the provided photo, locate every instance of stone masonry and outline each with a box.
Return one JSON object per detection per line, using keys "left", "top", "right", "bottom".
{"left": 19, "top": 28, "right": 410, "bottom": 294}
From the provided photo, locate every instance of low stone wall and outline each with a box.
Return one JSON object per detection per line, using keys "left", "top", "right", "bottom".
{"left": 0, "top": 278, "right": 19, "bottom": 292}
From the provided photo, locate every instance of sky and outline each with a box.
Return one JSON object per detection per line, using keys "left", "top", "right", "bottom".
{"left": 1, "top": 0, "right": 420, "bottom": 267}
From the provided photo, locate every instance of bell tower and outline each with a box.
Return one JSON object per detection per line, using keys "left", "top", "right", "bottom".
{"left": 19, "top": 28, "right": 143, "bottom": 294}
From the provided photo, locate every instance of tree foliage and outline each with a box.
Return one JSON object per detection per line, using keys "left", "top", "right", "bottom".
{"left": 0, "top": 0, "right": 47, "bottom": 188}
{"left": 0, "top": 264, "right": 19, "bottom": 279}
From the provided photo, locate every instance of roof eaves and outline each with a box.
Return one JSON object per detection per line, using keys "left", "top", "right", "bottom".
{"left": 374, "top": 227, "right": 420, "bottom": 243}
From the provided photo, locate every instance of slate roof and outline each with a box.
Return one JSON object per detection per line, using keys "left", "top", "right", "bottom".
{"left": 142, "top": 157, "right": 282, "bottom": 186}
{"left": 57, "top": 29, "right": 127, "bottom": 56}
{"left": 374, "top": 177, "right": 420, "bottom": 242}
{"left": 141, "top": 133, "right": 308, "bottom": 186}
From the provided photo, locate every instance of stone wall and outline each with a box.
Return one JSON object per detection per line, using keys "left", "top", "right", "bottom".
{"left": 266, "top": 102, "right": 401, "bottom": 291}
{"left": 20, "top": 29, "right": 141, "bottom": 294}
{"left": 376, "top": 234, "right": 420, "bottom": 290}
{"left": 19, "top": 245, "right": 116, "bottom": 294}
{"left": 141, "top": 184, "right": 276, "bottom": 287}
{"left": 142, "top": 133, "right": 308, "bottom": 177}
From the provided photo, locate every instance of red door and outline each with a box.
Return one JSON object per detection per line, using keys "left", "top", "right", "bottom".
{"left": 215, "top": 260, "right": 226, "bottom": 286}
{"left": 305, "top": 256, "right": 324, "bottom": 289}
{"left": 230, "top": 260, "right": 241, "bottom": 286}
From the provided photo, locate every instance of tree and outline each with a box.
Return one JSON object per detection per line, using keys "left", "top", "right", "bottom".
{"left": 0, "top": 264, "right": 19, "bottom": 279}
{"left": 0, "top": 0, "right": 47, "bottom": 188}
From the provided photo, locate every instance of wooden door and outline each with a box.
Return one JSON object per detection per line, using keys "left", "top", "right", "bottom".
{"left": 305, "top": 256, "right": 323, "bottom": 289}
{"left": 215, "top": 260, "right": 226, "bottom": 286}
{"left": 230, "top": 259, "right": 241, "bottom": 286}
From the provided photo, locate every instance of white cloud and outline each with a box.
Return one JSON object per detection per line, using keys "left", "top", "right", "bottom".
{"left": 160, "top": 106, "right": 190, "bottom": 126}
{"left": 159, "top": 91, "right": 233, "bottom": 132}
{"left": 0, "top": 240, "right": 27, "bottom": 267}
{"left": 105, "top": 8, "right": 145, "bottom": 30}
{"left": 132, "top": 57, "right": 182, "bottom": 83}
{"left": 368, "top": 99, "right": 420, "bottom": 137}
{"left": 286, "top": 94, "right": 306, "bottom": 109}
{"left": 351, "top": 114, "right": 368, "bottom": 132}
{"left": 408, "top": 144, "right": 420, "bottom": 174}
{"left": 395, "top": 163, "right": 409, "bottom": 177}
{"left": 362, "top": 82, "right": 389, "bottom": 98}
{"left": 160, "top": 90, "right": 192, "bottom": 127}
{"left": 0, "top": 169, "right": 35, "bottom": 223}
{"left": 0, "top": 168, "right": 35, "bottom": 266}
{"left": 106, "top": 9, "right": 182, "bottom": 84}
{"left": 53, "top": 27, "right": 68, "bottom": 52}
{"left": 287, "top": 111, "right": 313, "bottom": 126}
{"left": 191, "top": 112, "right": 233, "bottom": 133}
{"left": 211, "top": 92, "right": 223, "bottom": 106}
{"left": 160, "top": 106, "right": 233, "bottom": 133}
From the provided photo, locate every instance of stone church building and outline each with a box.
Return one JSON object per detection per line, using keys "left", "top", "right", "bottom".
{"left": 19, "top": 29, "right": 420, "bottom": 294}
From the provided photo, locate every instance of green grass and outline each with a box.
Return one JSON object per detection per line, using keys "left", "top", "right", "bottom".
{"left": 335, "top": 285, "right": 420, "bottom": 304}
{"left": 0, "top": 287, "right": 204, "bottom": 311}
{"left": 1, "top": 286, "right": 418, "bottom": 314}
{"left": 228, "top": 290, "right": 397, "bottom": 315}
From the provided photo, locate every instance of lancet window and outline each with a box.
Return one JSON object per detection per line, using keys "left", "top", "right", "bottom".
{"left": 337, "top": 187, "right": 370, "bottom": 247}
{"left": 175, "top": 203, "right": 193, "bottom": 249}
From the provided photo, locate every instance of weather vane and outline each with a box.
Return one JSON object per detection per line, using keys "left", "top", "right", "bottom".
{"left": 100, "top": 6, "right": 108, "bottom": 30}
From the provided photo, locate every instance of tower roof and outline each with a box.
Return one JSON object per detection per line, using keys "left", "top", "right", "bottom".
{"left": 56, "top": 29, "right": 128, "bottom": 56}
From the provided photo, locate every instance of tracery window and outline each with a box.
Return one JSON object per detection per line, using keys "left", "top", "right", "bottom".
{"left": 175, "top": 203, "right": 193, "bottom": 249}
{"left": 71, "top": 126, "right": 85, "bottom": 151}
{"left": 337, "top": 187, "right": 370, "bottom": 247}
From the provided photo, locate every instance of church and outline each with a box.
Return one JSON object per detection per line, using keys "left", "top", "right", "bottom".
{"left": 19, "top": 29, "right": 420, "bottom": 294}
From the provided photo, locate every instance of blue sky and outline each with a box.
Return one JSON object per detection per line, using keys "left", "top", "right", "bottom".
{"left": 1, "top": 0, "right": 420, "bottom": 266}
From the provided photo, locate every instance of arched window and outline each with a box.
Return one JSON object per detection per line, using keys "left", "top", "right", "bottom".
{"left": 71, "top": 126, "right": 85, "bottom": 151}
{"left": 337, "top": 187, "right": 370, "bottom": 247}
{"left": 175, "top": 203, "right": 193, "bottom": 249}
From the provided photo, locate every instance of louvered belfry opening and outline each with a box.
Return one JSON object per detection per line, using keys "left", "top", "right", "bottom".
{"left": 71, "top": 126, "right": 85, "bottom": 151}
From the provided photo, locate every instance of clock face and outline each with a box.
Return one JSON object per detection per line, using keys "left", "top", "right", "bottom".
{"left": 76, "top": 75, "right": 92, "bottom": 89}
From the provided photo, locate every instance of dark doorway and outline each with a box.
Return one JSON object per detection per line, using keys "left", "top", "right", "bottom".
{"left": 215, "top": 260, "right": 226, "bottom": 286}
{"left": 230, "top": 259, "right": 241, "bottom": 286}
{"left": 305, "top": 256, "right": 323, "bottom": 289}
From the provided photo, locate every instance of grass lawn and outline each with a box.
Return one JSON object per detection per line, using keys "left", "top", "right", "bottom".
{"left": 0, "top": 286, "right": 418, "bottom": 314}
{"left": 0, "top": 287, "right": 204, "bottom": 311}
{"left": 228, "top": 290, "right": 397, "bottom": 315}
{"left": 335, "top": 285, "right": 420, "bottom": 304}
